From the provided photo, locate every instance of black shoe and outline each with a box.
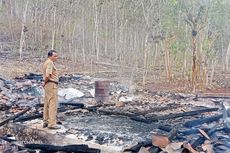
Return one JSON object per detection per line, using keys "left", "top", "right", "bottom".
{"left": 57, "top": 120, "right": 62, "bottom": 125}
{"left": 48, "top": 125, "right": 61, "bottom": 130}
{"left": 43, "top": 122, "right": 48, "bottom": 128}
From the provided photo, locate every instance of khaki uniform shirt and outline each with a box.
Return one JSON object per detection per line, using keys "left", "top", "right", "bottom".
{"left": 43, "top": 58, "right": 58, "bottom": 82}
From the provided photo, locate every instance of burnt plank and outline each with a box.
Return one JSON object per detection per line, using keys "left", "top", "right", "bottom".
{"left": 184, "top": 114, "right": 223, "bottom": 128}
{"left": 191, "top": 126, "right": 223, "bottom": 149}
{"left": 59, "top": 102, "right": 84, "bottom": 108}
{"left": 158, "top": 125, "right": 210, "bottom": 135}
{"left": 123, "top": 139, "right": 152, "bottom": 152}
{"left": 98, "top": 109, "right": 136, "bottom": 117}
{"left": 14, "top": 106, "right": 82, "bottom": 123}
{"left": 0, "top": 107, "right": 30, "bottom": 127}
{"left": 131, "top": 108, "right": 218, "bottom": 124}
{"left": 156, "top": 108, "right": 218, "bottom": 121}
{"left": 24, "top": 144, "right": 100, "bottom": 153}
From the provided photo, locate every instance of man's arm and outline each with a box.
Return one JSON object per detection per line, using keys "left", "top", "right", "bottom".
{"left": 43, "top": 75, "right": 51, "bottom": 87}
{"left": 43, "top": 62, "right": 53, "bottom": 87}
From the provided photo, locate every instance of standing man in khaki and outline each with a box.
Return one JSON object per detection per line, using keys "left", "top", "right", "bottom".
{"left": 42, "top": 50, "right": 61, "bottom": 129}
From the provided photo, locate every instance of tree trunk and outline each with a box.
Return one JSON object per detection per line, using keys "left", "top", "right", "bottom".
{"left": 225, "top": 42, "right": 230, "bottom": 70}
{"left": 19, "top": 0, "right": 29, "bottom": 60}
{"left": 51, "top": 6, "right": 56, "bottom": 50}
{"left": 191, "top": 30, "right": 197, "bottom": 92}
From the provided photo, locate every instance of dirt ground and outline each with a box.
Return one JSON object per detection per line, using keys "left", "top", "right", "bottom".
{"left": 1, "top": 51, "right": 230, "bottom": 95}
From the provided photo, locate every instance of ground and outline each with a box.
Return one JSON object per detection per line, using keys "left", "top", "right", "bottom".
{"left": 1, "top": 52, "right": 230, "bottom": 153}
{"left": 1, "top": 51, "right": 230, "bottom": 94}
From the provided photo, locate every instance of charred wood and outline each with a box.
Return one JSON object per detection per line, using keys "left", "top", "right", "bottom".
{"left": 59, "top": 102, "right": 84, "bottom": 108}
{"left": 158, "top": 125, "right": 210, "bottom": 135}
{"left": 136, "top": 104, "right": 181, "bottom": 116}
{"left": 168, "top": 128, "right": 178, "bottom": 140}
{"left": 14, "top": 106, "right": 82, "bottom": 123}
{"left": 98, "top": 109, "right": 136, "bottom": 117}
{"left": 156, "top": 108, "right": 218, "bottom": 121}
{"left": 0, "top": 75, "right": 7, "bottom": 82}
{"left": 86, "top": 104, "right": 116, "bottom": 112}
{"left": 131, "top": 108, "right": 218, "bottom": 123}
{"left": 0, "top": 107, "right": 30, "bottom": 126}
{"left": 24, "top": 73, "right": 43, "bottom": 81}
{"left": 0, "top": 138, "right": 36, "bottom": 153}
{"left": 13, "top": 113, "right": 42, "bottom": 123}
{"left": 123, "top": 139, "right": 152, "bottom": 153}
{"left": 149, "top": 146, "right": 161, "bottom": 153}
{"left": 150, "top": 128, "right": 178, "bottom": 153}
{"left": 124, "top": 128, "right": 178, "bottom": 153}
{"left": 24, "top": 144, "right": 101, "bottom": 153}
{"left": 130, "top": 115, "right": 153, "bottom": 123}
{"left": 191, "top": 126, "right": 223, "bottom": 149}
{"left": 184, "top": 114, "right": 223, "bottom": 128}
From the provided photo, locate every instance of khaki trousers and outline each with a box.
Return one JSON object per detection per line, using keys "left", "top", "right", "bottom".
{"left": 43, "top": 82, "right": 58, "bottom": 127}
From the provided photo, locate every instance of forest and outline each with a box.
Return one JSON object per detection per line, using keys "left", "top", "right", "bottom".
{"left": 0, "top": 0, "right": 230, "bottom": 91}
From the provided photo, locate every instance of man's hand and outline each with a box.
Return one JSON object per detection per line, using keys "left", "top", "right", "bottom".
{"left": 43, "top": 76, "right": 50, "bottom": 88}
{"left": 42, "top": 82, "right": 46, "bottom": 88}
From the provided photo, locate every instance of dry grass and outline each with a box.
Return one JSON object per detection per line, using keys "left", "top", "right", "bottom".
{"left": 0, "top": 60, "right": 42, "bottom": 78}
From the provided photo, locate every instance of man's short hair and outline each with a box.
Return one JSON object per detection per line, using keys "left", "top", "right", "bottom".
{"left": 48, "top": 50, "right": 57, "bottom": 57}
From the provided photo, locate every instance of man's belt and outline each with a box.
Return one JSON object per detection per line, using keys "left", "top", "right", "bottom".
{"left": 47, "top": 80, "right": 59, "bottom": 85}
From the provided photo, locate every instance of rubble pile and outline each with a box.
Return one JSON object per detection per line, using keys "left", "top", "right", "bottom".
{"left": 0, "top": 73, "right": 230, "bottom": 153}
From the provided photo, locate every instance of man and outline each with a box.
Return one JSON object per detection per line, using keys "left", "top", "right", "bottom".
{"left": 42, "top": 50, "right": 61, "bottom": 129}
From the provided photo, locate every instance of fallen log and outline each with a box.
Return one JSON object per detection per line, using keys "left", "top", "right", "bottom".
{"left": 0, "top": 107, "right": 30, "bottom": 127}
{"left": 131, "top": 107, "right": 218, "bottom": 124}
{"left": 184, "top": 114, "right": 223, "bottom": 128}
{"left": 24, "top": 144, "right": 101, "bottom": 153}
